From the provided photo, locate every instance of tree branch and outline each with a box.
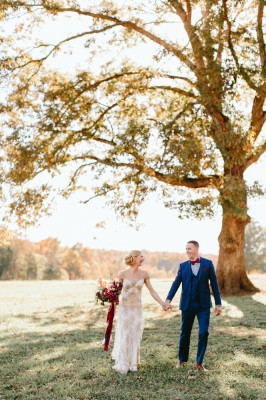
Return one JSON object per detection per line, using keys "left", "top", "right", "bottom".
{"left": 185, "top": 0, "right": 192, "bottom": 25}
{"left": 53, "top": 71, "right": 142, "bottom": 133}
{"left": 53, "top": 102, "right": 119, "bottom": 150}
{"left": 222, "top": 0, "right": 259, "bottom": 93}
{"left": 169, "top": 0, "right": 206, "bottom": 70}
{"left": 148, "top": 85, "right": 198, "bottom": 98}
{"left": 257, "top": 1, "right": 266, "bottom": 75}
{"left": 70, "top": 154, "right": 219, "bottom": 189}
{"left": 83, "top": 171, "right": 142, "bottom": 204}
{"left": 244, "top": 140, "right": 266, "bottom": 170}
{"left": 88, "top": 135, "right": 117, "bottom": 147}
{"left": 243, "top": 2, "right": 266, "bottom": 147}
{"left": 35, "top": 4, "right": 197, "bottom": 73}
{"left": 162, "top": 73, "right": 195, "bottom": 86}
{"left": 215, "top": 22, "right": 224, "bottom": 64}
{"left": 62, "top": 162, "right": 97, "bottom": 192}
{"left": 249, "top": 97, "right": 266, "bottom": 143}
{"left": 11, "top": 25, "right": 120, "bottom": 71}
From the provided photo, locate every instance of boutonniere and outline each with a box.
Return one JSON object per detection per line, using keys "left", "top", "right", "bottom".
{"left": 203, "top": 268, "right": 208, "bottom": 272}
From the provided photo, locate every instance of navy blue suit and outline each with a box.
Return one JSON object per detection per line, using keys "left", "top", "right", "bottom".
{"left": 166, "top": 257, "right": 221, "bottom": 364}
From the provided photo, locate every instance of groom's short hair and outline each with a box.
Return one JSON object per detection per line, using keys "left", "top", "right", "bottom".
{"left": 187, "top": 240, "right": 199, "bottom": 248}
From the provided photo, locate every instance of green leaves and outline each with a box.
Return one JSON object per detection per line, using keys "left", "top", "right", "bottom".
{"left": 0, "top": 0, "right": 265, "bottom": 227}
{"left": 218, "top": 175, "right": 248, "bottom": 218}
{"left": 164, "top": 187, "right": 218, "bottom": 219}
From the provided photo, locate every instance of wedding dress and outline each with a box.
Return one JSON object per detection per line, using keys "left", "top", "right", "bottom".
{"left": 112, "top": 278, "right": 144, "bottom": 374}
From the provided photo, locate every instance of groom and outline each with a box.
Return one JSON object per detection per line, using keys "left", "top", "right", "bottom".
{"left": 164, "top": 240, "right": 221, "bottom": 372}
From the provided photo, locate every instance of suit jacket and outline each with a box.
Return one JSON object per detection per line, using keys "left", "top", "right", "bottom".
{"left": 166, "top": 257, "right": 221, "bottom": 311}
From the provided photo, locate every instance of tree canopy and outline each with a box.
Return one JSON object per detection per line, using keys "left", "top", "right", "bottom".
{"left": 0, "top": 0, "right": 265, "bottom": 294}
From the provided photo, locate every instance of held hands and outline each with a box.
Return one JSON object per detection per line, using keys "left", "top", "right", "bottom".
{"left": 215, "top": 305, "right": 222, "bottom": 316}
{"left": 162, "top": 303, "right": 221, "bottom": 313}
{"left": 162, "top": 301, "right": 172, "bottom": 311}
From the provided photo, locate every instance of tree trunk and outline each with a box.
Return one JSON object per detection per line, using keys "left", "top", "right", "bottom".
{"left": 216, "top": 215, "right": 259, "bottom": 296}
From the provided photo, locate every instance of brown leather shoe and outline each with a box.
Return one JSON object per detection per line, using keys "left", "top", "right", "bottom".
{"left": 196, "top": 364, "right": 208, "bottom": 372}
{"left": 176, "top": 361, "right": 185, "bottom": 368}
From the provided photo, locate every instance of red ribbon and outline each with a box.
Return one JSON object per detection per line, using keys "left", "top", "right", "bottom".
{"left": 104, "top": 302, "right": 116, "bottom": 351}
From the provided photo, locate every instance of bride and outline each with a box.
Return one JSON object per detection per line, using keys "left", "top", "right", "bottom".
{"left": 112, "top": 250, "right": 165, "bottom": 374}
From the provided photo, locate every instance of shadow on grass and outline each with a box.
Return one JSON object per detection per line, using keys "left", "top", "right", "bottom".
{"left": 224, "top": 294, "right": 266, "bottom": 328}
{"left": 2, "top": 304, "right": 106, "bottom": 329}
{"left": 0, "top": 297, "right": 265, "bottom": 400}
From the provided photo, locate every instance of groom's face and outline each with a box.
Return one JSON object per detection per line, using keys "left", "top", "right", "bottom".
{"left": 186, "top": 243, "right": 198, "bottom": 260}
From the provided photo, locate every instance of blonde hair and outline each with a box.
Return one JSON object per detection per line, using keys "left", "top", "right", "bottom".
{"left": 124, "top": 250, "right": 141, "bottom": 266}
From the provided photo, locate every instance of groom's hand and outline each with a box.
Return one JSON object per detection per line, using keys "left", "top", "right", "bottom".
{"left": 215, "top": 305, "right": 222, "bottom": 316}
{"left": 163, "top": 301, "right": 172, "bottom": 311}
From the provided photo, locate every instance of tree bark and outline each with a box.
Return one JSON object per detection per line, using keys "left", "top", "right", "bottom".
{"left": 216, "top": 215, "right": 260, "bottom": 296}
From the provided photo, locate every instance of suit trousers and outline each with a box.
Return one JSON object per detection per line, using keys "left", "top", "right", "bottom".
{"left": 179, "top": 303, "right": 210, "bottom": 364}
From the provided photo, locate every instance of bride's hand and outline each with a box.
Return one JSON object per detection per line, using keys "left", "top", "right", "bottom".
{"left": 162, "top": 301, "right": 172, "bottom": 311}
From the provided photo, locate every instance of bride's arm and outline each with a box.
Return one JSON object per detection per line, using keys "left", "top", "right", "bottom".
{"left": 144, "top": 273, "right": 165, "bottom": 306}
{"left": 118, "top": 270, "right": 124, "bottom": 286}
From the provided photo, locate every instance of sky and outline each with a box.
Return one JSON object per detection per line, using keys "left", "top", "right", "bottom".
{"left": 24, "top": 154, "right": 266, "bottom": 255}
{"left": 7, "top": 4, "right": 266, "bottom": 255}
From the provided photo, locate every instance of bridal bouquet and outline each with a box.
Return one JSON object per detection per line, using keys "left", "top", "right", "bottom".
{"left": 95, "top": 278, "right": 122, "bottom": 306}
{"left": 95, "top": 278, "right": 122, "bottom": 351}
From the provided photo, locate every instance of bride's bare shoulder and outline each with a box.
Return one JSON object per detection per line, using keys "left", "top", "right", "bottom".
{"left": 118, "top": 268, "right": 129, "bottom": 278}
{"left": 139, "top": 269, "right": 149, "bottom": 279}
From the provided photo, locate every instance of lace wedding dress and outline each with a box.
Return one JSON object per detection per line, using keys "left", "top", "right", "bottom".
{"left": 112, "top": 278, "right": 144, "bottom": 374}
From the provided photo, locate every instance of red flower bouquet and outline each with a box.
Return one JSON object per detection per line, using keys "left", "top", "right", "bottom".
{"left": 95, "top": 278, "right": 122, "bottom": 305}
{"left": 95, "top": 278, "right": 122, "bottom": 351}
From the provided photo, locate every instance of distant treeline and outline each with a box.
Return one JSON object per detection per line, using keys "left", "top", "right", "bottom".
{"left": 1, "top": 219, "right": 265, "bottom": 280}
{"left": 0, "top": 233, "right": 219, "bottom": 280}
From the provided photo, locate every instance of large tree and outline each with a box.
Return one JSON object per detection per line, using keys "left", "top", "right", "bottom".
{"left": 0, "top": 0, "right": 265, "bottom": 294}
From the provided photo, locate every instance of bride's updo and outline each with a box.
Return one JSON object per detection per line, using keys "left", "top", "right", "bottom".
{"left": 124, "top": 250, "right": 141, "bottom": 266}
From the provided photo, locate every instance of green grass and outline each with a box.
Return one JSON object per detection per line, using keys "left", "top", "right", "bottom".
{"left": 0, "top": 276, "right": 265, "bottom": 400}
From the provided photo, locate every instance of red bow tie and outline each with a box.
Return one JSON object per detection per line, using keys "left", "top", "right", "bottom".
{"left": 191, "top": 258, "right": 200, "bottom": 265}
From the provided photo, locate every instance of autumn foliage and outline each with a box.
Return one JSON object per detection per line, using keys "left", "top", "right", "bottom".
{"left": 0, "top": 231, "right": 219, "bottom": 281}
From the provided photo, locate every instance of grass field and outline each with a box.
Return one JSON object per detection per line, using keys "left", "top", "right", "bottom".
{"left": 0, "top": 275, "right": 265, "bottom": 400}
